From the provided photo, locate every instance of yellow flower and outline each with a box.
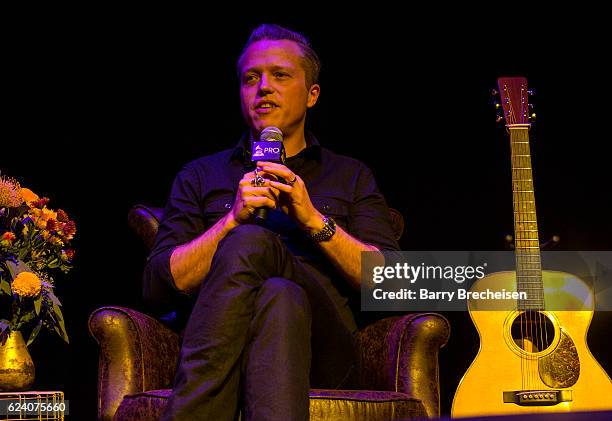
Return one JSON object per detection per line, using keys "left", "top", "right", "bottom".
{"left": 12, "top": 272, "right": 42, "bottom": 297}
{"left": 50, "top": 235, "right": 64, "bottom": 247}
{"left": 0, "top": 176, "right": 23, "bottom": 207}
{"left": 20, "top": 187, "right": 39, "bottom": 204}
{"left": 29, "top": 207, "right": 58, "bottom": 229}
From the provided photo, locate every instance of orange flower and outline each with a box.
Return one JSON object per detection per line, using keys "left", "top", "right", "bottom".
{"left": 12, "top": 272, "right": 42, "bottom": 297}
{"left": 1, "top": 231, "right": 16, "bottom": 247}
{"left": 20, "top": 187, "right": 39, "bottom": 204}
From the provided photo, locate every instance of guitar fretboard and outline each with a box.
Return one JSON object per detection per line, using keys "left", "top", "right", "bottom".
{"left": 509, "top": 126, "right": 544, "bottom": 310}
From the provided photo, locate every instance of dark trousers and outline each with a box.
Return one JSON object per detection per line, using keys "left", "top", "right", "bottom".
{"left": 161, "top": 224, "right": 358, "bottom": 421}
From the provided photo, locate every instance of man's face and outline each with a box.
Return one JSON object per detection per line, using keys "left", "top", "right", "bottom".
{"left": 239, "top": 40, "right": 319, "bottom": 137}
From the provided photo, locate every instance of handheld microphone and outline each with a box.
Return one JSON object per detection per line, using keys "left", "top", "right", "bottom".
{"left": 251, "top": 126, "right": 285, "bottom": 221}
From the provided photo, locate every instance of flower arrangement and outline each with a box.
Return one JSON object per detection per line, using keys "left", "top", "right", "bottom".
{"left": 0, "top": 175, "right": 75, "bottom": 346}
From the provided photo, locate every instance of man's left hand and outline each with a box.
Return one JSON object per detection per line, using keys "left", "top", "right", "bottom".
{"left": 256, "top": 161, "right": 325, "bottom": 233}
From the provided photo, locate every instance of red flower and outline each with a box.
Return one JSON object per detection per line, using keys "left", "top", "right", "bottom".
{"left": 2, "top": 232, "right": 16, "bottom": 241}
{"left": 31, "top": 197, "right": 50, "bottom": 209}
{"left": 62, "top": 220, "right": 76, "bottom": 239}
{"left": 46, "top": 219, "right": 58, "bottom": 231}
{"left": 64, "top": 249, "right": 75, "bottom": 261}
{"left": 57, "top": 209, "right": 69, "bottom": 222}
{"left": 1, "top": 231, "right": 16, "bottom": 247}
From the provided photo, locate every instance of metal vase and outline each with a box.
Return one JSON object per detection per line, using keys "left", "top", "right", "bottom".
{"left": 0, "top": 331, "right": 35, "bottom": 391}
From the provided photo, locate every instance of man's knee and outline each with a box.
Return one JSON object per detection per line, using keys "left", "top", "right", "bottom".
{"left": 258, "top": 277, "right": 311, "bottom": 326}
{"left": 219, "top": 224, "right": 281, "bottom": 254}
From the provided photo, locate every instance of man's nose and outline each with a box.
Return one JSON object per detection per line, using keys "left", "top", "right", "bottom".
{"left": 257, "top": 74, "right": 274, "bottom": 95}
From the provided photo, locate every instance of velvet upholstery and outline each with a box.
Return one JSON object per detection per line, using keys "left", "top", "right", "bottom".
{"left": 88, "top": 205, "right": 450, "bottom": 420}
{"left": 113, "top": 389, "right": 428, "bottom": 421}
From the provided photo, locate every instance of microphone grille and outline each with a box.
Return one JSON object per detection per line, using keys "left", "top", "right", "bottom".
{"left": 260, "top": 126, "right": 283, "bottom": 142}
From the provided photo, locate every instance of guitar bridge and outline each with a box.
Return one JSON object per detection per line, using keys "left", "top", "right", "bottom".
{"left": 503, "top": 390, "right": 572, "bottom": 406}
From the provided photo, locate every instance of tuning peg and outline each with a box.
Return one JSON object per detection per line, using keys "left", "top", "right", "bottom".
{"left": 496, "top": 114, "right": 505, "bottom": 123}
{"left": 540, "top": 234, "right": 560, "bottom": 250}
{"left": 527, "top": 89, "right": 535, "bottom": 96}
{"left": 529, "top": 113, "right": 536, "bottom": 122}
{"left": 504, "top": 234, "right": 515, "bottom": 250}
{"left": 491, "top": 88, "right": 499, "bottom": 96}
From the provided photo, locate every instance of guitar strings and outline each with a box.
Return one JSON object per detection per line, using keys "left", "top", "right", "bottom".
{"left": 514, "top": 124, "right": 547, "bottom": 390}
{"left": 506, "top": 80, "right": 552, "bottom": 395}
{"left": 520, "top": 88, "right": 546, "bottom": 384}
{"left": 507, "top": 89, "right": 528, "bottom": 390}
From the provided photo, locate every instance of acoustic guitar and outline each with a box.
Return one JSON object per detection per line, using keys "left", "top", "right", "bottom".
{"left": 451, "top": 77, "right": 612, "bottom": 417}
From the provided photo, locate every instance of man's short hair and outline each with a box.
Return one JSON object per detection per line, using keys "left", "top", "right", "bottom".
{"left": 238, "top": 24, "right": 321, "bottom": 88}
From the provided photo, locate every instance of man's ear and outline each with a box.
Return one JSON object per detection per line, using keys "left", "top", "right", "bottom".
{"left": 307, "top": 84, "right": 321, "bottom": 108}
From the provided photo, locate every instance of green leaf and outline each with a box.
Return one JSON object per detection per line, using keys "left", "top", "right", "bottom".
{"left": 0, "top": 319, "right": 10, "bottom": 335}
{"left": 19, "top": 311, "right": 36, "bottom": 324}
{"left": 53, "top": 322, "right": 69, "bottom": 344}
{"left": 0, "top": 277, "right": 11, "bottom": 295}
{"left": 34, "top": 295, "right": 42, "bottom": 315}
{"left": 5, "top": 260, "right": 33, "bottom": 280}
{"left": 27, "top": 321, "right": 43, "bottom": 347}
{"left": 52, "top": 303, "right": 69, "bottom": 343}
{"left": 48, "top": 290, "right": 62, "bottom": 307}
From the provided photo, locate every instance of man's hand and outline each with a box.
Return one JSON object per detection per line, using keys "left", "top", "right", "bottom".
{"left": 230, "top": 170, "right": 281, "bottom": 224}
{"left": 256, "top": 161, "right": 325, "bottom": 233}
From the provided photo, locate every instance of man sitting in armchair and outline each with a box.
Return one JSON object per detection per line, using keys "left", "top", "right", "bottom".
{"left": 143, "top": 24, "right": 401, "bottom": 421}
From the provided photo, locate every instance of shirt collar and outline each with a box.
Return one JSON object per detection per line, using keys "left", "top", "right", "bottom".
{"left": 230, "top": 131, "right": 322, "bottom": 164}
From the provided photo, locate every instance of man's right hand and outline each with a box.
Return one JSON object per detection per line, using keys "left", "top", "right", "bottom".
{"left": 230, "top": 170, "right": 281, "bottom": 224}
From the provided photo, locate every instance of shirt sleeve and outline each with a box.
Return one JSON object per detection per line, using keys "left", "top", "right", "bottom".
{"left": 142, "top": 164, "right": 204, "bottom": 314}
{"left": 349, "top": 163, "right": 400, "bottom": 252}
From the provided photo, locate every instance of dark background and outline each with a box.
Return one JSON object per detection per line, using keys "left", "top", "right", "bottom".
{"left": 3, "top": 10, "right": 611, "bottom": 419}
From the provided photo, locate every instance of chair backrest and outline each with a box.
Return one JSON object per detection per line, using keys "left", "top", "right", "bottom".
{"left": 128, "top": 205, "right": 404, "bottom": 251}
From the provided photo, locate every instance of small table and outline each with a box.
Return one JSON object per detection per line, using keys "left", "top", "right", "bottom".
{"left": 0, "top": 391, "right": 65, "bottom": 420}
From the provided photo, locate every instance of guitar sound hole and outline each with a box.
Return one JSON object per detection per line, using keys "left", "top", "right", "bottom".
{"left": 510, "top": 311, "right": 555, "bottom": 353}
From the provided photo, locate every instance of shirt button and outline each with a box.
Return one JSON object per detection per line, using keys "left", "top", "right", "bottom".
{"left": 224, "top": 203, "right": 232, "bottom": 209}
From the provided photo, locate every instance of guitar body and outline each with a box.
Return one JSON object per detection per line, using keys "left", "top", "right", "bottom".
{"left": 452, "top": 270, "right": 612, "bottom": 417}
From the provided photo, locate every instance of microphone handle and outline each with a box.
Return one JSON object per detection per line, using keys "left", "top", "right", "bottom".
{"left": 254, "top": 206, "right": 268, "bottom": 222}
{"left": 253, "top": 173, "right": 287, "bottom": 222}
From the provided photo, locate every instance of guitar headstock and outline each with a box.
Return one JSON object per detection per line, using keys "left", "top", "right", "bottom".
{"left": 494, "top": 77, "right": 534, "bottom": 126}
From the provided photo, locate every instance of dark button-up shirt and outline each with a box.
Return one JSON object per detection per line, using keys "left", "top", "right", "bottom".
{"left": 143, "top": 132, "right": 399, "bottom": 315}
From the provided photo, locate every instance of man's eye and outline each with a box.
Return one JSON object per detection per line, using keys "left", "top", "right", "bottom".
{"left": 274, "top": 72, "right": 289, "bottom": 79}
{"left": 244, "top": 74, "right": 258, "bottom": 83}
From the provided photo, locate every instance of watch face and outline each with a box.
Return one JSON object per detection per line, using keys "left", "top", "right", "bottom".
{"left": 327, "top": 217, "right": 336, "bottom": 233}
{"left": 312, "top": 216, "right": 336, "bottom": 242}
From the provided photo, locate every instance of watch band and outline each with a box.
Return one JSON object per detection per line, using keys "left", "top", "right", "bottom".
{"left": 310, "top": 216, "right": 336, "bottom": 242}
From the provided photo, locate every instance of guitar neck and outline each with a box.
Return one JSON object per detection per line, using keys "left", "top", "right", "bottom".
{"left": 508, "top": 125, "right": 544, "bottom": 309}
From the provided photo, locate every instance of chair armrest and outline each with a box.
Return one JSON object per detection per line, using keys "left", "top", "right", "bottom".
{"left": 356, "top": 313, "right": 450, "bottom": 418}
{"left": 88, "top": 306, "right": 180, "bottom": 421}
{"left": 127, "top": 205, "right": 164, "bottom": 251}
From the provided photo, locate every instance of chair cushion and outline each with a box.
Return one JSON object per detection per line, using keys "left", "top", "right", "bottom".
{"left": 113, "top": 389, "right": 171, "bottom": 421}
{"left": 113, "top": 388, "right": 426, "bottom": 421}
{"left": 309, "top": 389, "right": 426, "bottom": 420}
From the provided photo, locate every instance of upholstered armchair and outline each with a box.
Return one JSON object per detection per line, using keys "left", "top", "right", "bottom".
{"left": 89, "top": 205, "right": 450, "bottom": 421}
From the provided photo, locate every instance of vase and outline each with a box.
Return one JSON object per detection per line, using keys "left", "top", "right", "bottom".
{"left": 0, "top": 331, "right": 35, "bottom": 391}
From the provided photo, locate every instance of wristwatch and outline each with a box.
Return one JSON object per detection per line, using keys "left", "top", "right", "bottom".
{"left": 310, "top": 216, "right": 336, "bottom": 242}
